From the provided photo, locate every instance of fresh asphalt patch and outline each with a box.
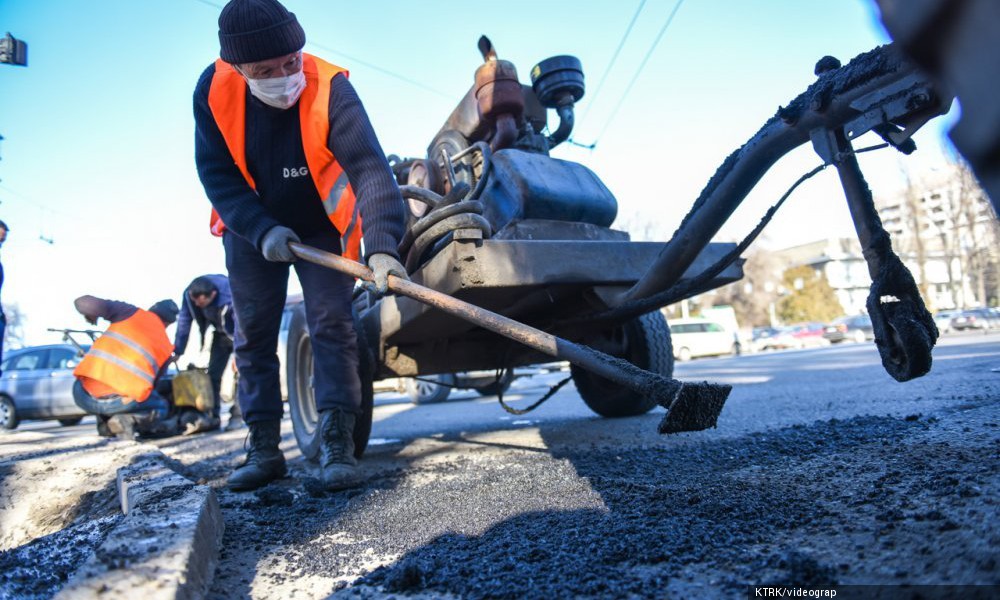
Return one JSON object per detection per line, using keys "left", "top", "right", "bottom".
{"left": 205, "top": 402, "right": 998, "bottom": 599}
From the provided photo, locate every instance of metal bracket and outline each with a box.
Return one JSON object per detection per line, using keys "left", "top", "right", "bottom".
{"left": 809, "top": 127, "right": 840, "bottom": 164}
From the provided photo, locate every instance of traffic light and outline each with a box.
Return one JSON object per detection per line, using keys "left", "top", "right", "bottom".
{"left": 0, "top": 33, "right": 27, "bottom": 67}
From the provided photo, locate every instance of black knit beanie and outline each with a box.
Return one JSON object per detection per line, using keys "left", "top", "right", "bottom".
{"left": 148, "top": 300, "right": 180, "bottom": 326}
{"left": 218, "top": 0, "right": 305, "bottom": 65}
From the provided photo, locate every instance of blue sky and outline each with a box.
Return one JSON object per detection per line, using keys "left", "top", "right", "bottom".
{"left": 0, "top": 1, "right": 957, "bottom": 345}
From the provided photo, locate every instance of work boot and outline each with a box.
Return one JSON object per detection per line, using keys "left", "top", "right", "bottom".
{"left": 225, "top": 404, "right": 245, "bottom": 431}
{"left": 225, "top": 414, "right": 245, "bottom": 431}
{"left": 182, "top": 412, "right": 221, "bottom": 435}
{"left": 227, "top": 420, "right": 287, "bottom": 491}
{"left": 96, "top": 415, "right": 113, "bottom": 438}
{"left": 107, "top": 414, "right": 138, "bottom": 440}
{"left": 318, "top": 409, "right": 360, "bottom": 491}
{"left": 110, "top": 412, "right": 164, "bottom": 440}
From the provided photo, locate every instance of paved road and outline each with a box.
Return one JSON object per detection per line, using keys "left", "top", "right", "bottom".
{"left": 7, "top": 332, "right": 1000, "bottom": 598}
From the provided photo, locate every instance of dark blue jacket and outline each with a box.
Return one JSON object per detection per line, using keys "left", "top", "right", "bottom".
{"left": 193, "top": 67, "right": 405, "bottom": 260}
{"left": 174, "top": 274, "right": 234, "bottom": 354}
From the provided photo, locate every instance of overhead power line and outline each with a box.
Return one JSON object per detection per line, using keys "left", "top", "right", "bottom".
{"left": 189, "top": 0, "right": 450, "bottom": 98}
{"left": 305, "top": 39, "right": 451, "bottom": 99}
{"left": 587, "top": 0, "right": 685, "bottom": 148}
{"left": 576, "top": 0, "right": 648, "bottom": 130}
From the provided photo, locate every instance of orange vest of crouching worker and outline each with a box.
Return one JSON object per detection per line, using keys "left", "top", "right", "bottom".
{"left": 73, "top": 309, "right": 174, "bottom": 402}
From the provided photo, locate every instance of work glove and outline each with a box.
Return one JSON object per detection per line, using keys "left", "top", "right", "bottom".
{"left": 367, "top": 253, "right": 409, "bottom": 296}
{"left": 261, "top": 225, "right": 300, "bottom": 262}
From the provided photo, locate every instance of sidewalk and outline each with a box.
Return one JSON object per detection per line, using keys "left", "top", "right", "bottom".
{"left": 0, "top": 427, "right": 223, "bottom": 599}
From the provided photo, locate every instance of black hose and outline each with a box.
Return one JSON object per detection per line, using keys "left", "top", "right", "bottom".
{"left": 469, "top": 142, "right": 493, "bottom": 200}
{"left": 397, "top": 182, "right": 472, "bottom": 256}
{"left": 398, "top": 201, "right": 485, "bottom": 257}
{"left": 405, "top": 213, "right": 493, "bottom": 273}
{"left": 399, "top": 185, "right": 443, "bottom": 211}
{"left": 547, "top": 104, "right": 575, "bottom": 148}
{"left": 438, "top": 181, "right": 472, "bottom": 208}
{"left": 398, "top": 143, "right": 496, "bottom": 272}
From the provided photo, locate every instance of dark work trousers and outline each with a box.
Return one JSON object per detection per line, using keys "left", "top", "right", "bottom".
{"left": 206, "top": 331, "right": 234, "bottom": 419}
{"left": 73, "top": 380, "right": 170, "bottom": 418}
{"left": 0, "top": 313, "right": 6, "bottom": 377}
{"left": 224, "top": 228, "right": 360, "bottom": 425}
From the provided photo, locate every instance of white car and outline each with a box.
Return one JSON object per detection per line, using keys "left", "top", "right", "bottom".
{"left": 933, "top": 310, "right": 960, "bottom": 334}
{"left": 667, "top": 318, "right": 740, "bottom": 361}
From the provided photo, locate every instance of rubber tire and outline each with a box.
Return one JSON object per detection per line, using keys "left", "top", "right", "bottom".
{"left": 473, "top": 370, "right": 514, "bottom": 397}
{"left": 58, "top": 417, "right": 84, "bottom": 426}
{"left": 0, "top": 396, "right": 18, "bottom": 430}
{"left": 286, "top": 303, "right": 374, "bottom": 461}
{"left": 571, "top": 312, "right": 674, "bottom": 418}
{"left": 677, "top": 346, "right": 692, "bottom": 362}
{"left": 406, "top": 374, "right": 455, "bottom": 404}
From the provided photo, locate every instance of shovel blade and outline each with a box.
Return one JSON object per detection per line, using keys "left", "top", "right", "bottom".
{"left": 657, "top": 381, "right": 731, "bottom": 434}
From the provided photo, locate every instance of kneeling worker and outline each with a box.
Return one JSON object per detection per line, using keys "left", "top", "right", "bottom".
{"left": 72, "top": 295, "right": 179, "bottom": 439}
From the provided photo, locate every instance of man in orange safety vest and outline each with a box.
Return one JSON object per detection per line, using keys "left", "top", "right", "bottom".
{"left": 72, "top": 295, "right": 178, "bottom": 439}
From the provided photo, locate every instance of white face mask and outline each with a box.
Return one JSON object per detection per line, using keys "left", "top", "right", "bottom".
{"left": 240, "top": 69, "right": 306, "bottom": 110}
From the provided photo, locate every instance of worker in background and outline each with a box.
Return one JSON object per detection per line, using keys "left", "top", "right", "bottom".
{"left": 0, "top": 220, "right": 8, "bottom": 376}
{"left": 71, "top": 295, "right": 178, "bottom": 439}
{"left": 195, "top": 0, "right": 408, "bottom": 491}
{"left": 174, "top": 274, "right": 242, "bottom": 431}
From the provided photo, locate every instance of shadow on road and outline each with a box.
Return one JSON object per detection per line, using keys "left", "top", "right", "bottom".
{"left": 348, "top": 410, "right": 997, "bottom": 598}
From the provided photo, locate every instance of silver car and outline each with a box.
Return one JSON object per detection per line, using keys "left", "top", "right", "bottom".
{"left": 0, "top": 344, "right": 88, "bottom": 430}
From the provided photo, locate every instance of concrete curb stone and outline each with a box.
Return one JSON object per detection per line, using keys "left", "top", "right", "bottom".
{"left": 56, "top": 454, "right": 224, "bottom": 599}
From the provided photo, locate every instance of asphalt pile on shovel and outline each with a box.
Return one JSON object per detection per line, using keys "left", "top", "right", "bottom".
{"left": 658, "top": 381, "right": 731, "bottom": 433}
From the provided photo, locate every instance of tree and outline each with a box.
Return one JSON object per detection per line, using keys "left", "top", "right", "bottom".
{"left": 890, "top": 161, "right": 1000, "bottom": 309}
{"left": 614, "top": 210, "right": 671, "bottom": 242}
{"left": 2, "top": 303, "right": 25, "bottom": 350}
{"left": 711, "top": 247, "right": 783, "bottom": 327}
{"left": 898, "top": 168, "right": 933, "bottom": 304}
{"left": 955, "top": 162, "right": 1000, "bottom": 306}
{"left": 777, "top": 265, "right": 844, "bottom": 324}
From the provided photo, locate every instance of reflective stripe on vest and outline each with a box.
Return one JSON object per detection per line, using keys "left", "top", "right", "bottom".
{"left": 73, "top": 309, "right": 174, "bottom": 402}
{"left": 206, "top": 53, "right": 363, "bottom": 262}
{"left": 102, "top": 330, "right": 159, "bottom": 374}
{"left": 86, "top": 349, "right": 156, "bottom": 385}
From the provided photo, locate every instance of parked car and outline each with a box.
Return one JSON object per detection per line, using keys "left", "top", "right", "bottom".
{"left": 668, "top": 318, "right": 739, "bottom": 361}
{"left": 788, "top": 322, "right": 831, "bottom": 348}
{"left": 823, "top": 314, "right": 874, "bottom": 344}
{"left": 933, "top": 309, "right": 961, "bottom": 334}
{"left": 751, "top": 326, "right": 799, "bottom": 352}
{"left": 0, "top": 344, "right": 89, "bottom": 430}
{"left": 950, "top": 308, "right": 1000, "bottom": 331}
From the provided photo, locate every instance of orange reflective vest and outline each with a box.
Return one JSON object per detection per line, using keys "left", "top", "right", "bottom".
{"left": 206, "top": 53, "right": 363, "bottom": 262}
{"left": 73, "top": 309, "right": 174, "bottom": 402}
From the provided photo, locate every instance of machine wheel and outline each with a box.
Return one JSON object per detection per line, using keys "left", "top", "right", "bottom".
{"left": 677, "top": 346, "right": 692, "bottom": 362}
{"left": 58, "top": 417, "right": 83, "bottom": 426}
{"left": 473, "top": 370, "right": 514, "bottom": 397}
{"left": 287, "top": 303, "right": 374, "bottom": 461}
{"left": 0, "top": 396, "right": 18, "bottom": 430}
{"left": 406, "top": 374, "right": 455, "bottom": 404}
{"left": 571, "top": 312, "right": 674, "bottom": 418}
{"left": 853, "top": 329, "right": 867, "bottom": 343}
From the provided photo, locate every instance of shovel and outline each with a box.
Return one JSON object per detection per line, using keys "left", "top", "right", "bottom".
{"left": 289, "top": 242, "right": 730, "bottom": 433}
